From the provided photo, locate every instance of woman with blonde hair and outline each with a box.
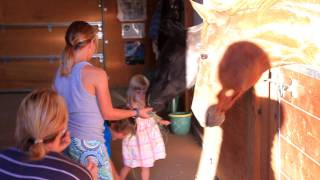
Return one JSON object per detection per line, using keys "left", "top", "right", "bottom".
{"left": 54, "top": 21, "right": 152, "bottom": 180}
{"left": 0, "top": 89, "right": 96, "bottom": 179}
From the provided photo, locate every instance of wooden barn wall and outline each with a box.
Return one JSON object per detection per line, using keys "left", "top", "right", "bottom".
{"left": 104, "top": 0, "right": 157, "bottom": 87}
{"left": 277, "top": 66, "right": 320, "bottom": 179}
{"left": 211, "top": 66, "right": 320, "bottom": 180}
{"left": 0, "top": 0, "right": 157, "bottom": 89}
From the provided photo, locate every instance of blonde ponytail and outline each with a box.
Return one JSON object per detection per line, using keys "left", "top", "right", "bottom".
{"left": 60, "top": 45, "right": 75, "bottom": 76}
{"left": 15, "top": 89, "right": 68, "bottom": 160}
{"left": 28, "top": 143, "right": 47, "bottom": 160}
{"left": 59, "top": 21, "right": 98, "bottom": 76}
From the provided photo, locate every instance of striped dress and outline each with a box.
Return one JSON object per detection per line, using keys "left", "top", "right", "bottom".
{"left": 122, "top": 117, "right": 166, "bottom": 168}
{"left": 0, "top": 147, "right": 93, "bottom": 180}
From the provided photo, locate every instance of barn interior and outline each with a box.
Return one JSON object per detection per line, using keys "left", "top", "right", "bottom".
{"left": 1, "top": 0, "right": 320, "bottom": 180}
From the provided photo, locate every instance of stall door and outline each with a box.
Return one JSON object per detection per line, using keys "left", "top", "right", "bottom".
{"left": 0, "top": 0, "right": 104, "bottom": 91}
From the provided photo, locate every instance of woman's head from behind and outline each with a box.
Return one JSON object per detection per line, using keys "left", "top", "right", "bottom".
{"left": 127, "top": 74, "right": 150, "bottom": 109}
{"left": 61, "top": 21, "right": 98, "bottom": 76}
{"left": 15, "top": 89, "right": 69, "bottom": 160}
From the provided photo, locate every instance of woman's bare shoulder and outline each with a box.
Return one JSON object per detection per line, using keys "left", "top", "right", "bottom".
{"left": 82, "top": 65, "right": 108, "bottom": 83}
{"left": 83, "top": 65, "right": 108, "bottom": 80}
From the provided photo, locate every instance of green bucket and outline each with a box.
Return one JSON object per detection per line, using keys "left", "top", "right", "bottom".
{"left": 169, "top": 112, "right": 192, "bottom": 135}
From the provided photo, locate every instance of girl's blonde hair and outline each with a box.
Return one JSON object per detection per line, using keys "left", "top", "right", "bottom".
{"left": 15, "top": 89, "right": 68, "bottom": 160}
{"left": 110, "top": 119, "right": 135, "bottom": 136}
{"left": 127, "top": 74, "right": 150, "bottom": 109}
{"left": 60, "top": 21, "right": 97, "bottom": 76}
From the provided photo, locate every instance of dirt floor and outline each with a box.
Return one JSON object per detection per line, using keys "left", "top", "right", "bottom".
{"left": 0, "top": 91, "right": 202, "bottom": 180}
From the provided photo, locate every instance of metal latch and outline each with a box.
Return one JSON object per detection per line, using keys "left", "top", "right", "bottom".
{"left": 265, "top": 77, "right": 299, "bottom": 98}
{"left": 279, "top": 78, "right": 298, "bottom": 98}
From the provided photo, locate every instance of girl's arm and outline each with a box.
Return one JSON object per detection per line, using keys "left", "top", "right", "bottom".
{"left": 149, "top": 112, "right": 170, "bottom": 125}
{"left": 88, "top": 67, "right": 151, "bottom": 120}
{"left": 159, "top": 120, "right": 171, "bottom": 126}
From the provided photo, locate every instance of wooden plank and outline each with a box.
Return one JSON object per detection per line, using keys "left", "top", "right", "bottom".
{"left": 0, "top": 28, "right": 65, "bottom": 55}
{"left": 0, "top": 58, "right": 103, "bottom": 89}
{"left": 280, "top": 66, "right": 320, "bottom": 117}
{"left": 0, "top": 60, "right": 58, "bottom": 89}
{"left": 0, "top": 60, "right": 58, "bottom": 81}
{"left": 279, "top": 66, "right": 320, "bottom": 162}
{"left": 280, "top": 136, "right": 320, "bottom": 180}
{"left": 0, "top": 28, "right": 103, "bottom": 56}
{"left": 280, "top": 102, "right": 320, "bottom": 162}
{"left": 0, "top": 0, "right": 101, "bottom": 23}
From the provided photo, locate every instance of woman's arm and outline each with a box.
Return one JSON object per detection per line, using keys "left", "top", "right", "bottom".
{"left": 86, "top": 67, "right": 151, "bottom": 120}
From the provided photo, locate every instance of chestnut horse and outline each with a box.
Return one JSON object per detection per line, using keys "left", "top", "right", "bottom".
{"left": 149, "top": 0, "right": 320, "bottom": 179}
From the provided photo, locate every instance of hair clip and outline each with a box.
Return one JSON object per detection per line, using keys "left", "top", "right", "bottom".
{"left": 34, "top": 139, "right": 43, "bottom": 144}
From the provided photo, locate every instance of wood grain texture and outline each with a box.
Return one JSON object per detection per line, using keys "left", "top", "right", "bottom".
{"left": 0, "top": 0, "right": 158, "bottom": 89}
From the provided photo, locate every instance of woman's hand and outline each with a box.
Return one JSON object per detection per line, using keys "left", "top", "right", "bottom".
{"left": 86, "top": 158, "right": 98, "bottom": 180}
{"left": 139, "top": 107, "right": 153, "bottom": 118}
{"left": 47, "top": 129, "right": 71, "bottom": 153}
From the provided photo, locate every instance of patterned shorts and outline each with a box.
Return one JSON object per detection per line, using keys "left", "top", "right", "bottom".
{"left": 67, "top": 137, "right": 113, "bottom": 180}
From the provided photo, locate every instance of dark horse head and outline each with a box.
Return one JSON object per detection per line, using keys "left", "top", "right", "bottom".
{"left": 148, "top": 20, "right": 187, "bottom": 112}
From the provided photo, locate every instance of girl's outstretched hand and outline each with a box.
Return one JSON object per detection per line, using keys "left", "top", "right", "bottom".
{"left": 139, "top": 107, "right": 153, "bottom": 118}
{"left": 159, "top": 120, "right": 171, "bottom": 126}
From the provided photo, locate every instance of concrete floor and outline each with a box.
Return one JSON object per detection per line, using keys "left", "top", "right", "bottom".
{"left": 0, "top": 91, "right": 202, "bottom": 180}
{"left": 111, "top": 132, "right": 201, "bottom": 180}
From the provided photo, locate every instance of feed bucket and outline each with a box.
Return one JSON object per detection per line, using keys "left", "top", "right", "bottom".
{"left": 169, "top": 112, "right": 192, "bottom": 135}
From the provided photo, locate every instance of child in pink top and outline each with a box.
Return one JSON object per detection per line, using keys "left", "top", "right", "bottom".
{"left": 111, "top": 74, "right": 169, "bottom": 180}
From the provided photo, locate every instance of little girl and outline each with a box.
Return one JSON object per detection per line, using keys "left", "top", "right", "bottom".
{"left": 111, "top": 74, "right": 169, "bottom": 180}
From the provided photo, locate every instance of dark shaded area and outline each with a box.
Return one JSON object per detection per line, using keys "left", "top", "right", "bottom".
{"left": 214, "top": 89, "right": 284, "bottom": 180}
{"left": 148, "top": 25, "right": 186, "bottom": 112}
{"left": 206, "top": 41, "right": 271, "bottom": 127}
{"left": 148, "top": 0, "right": 187, "bottom": 112}
{"left": 157, "top": 0, "right": 185, "bottom": 51}
{"left": 216, "top": 41, "right": 271, "bottom": 114}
